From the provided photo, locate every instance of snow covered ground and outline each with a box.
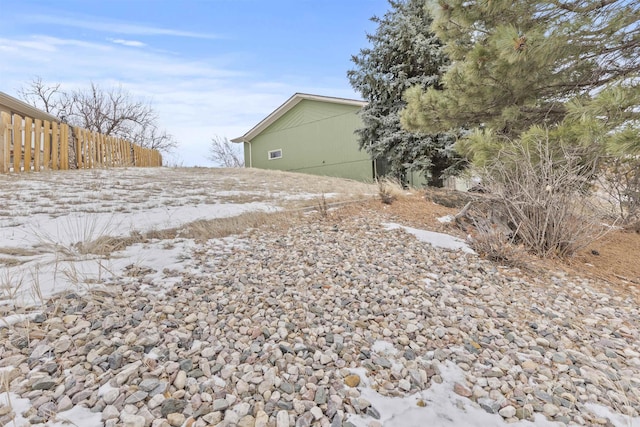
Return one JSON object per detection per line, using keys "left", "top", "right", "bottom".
{"left": 0, "top": 167, "right": 367, "bottom": 307}
{"left": 1, "top": 167, "right": 637, "bottom": 427}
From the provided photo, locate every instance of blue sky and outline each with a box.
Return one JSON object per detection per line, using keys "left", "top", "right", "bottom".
{"left": 0, "top": 0, "right": 389, "bottom": 166}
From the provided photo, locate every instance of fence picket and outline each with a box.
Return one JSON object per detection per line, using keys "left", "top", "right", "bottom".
{"left": 34, "top": 119, "right": 42, "bottom": 171}
{"left": 24, "top": 117, "right": 32, "bottom": 172}
{"left": 61, "top": 124, "right": 69, "bottom": 170}
{"left": 43, "top": 120, "right": 51, "bottom": 170}
{"left": 51, "top": 122, "right": 59, "bottom": 170}
{"left": 0, "top": 112, "right": 10, "bottom": 173}
{"left": 13, "top": 114, "right": 22, "bottom": 172}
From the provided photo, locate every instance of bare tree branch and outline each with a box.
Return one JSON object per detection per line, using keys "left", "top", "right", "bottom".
{"left": 130, "top": 122, "right": 179, "bottom": 153}
{"left": 208, "top": 136, "right": 244, "bottom": 167}
{"left": 18, "top": 76, "right": 72, "bottom": 118}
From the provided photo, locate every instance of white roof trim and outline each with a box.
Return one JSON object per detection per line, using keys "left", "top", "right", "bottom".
{"left": 0, "top": 91, "right": 60, "bottom": 122}
{"left": 231, "top": 93, "right": 366, "bottom": 143}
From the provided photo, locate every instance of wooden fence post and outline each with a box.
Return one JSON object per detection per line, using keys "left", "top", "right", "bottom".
{"left": 106, "top": 136, "right": 112, "bottom": 167}
{"left": 13, "top": 114, "right": 22, "bottom": 172}
{"left": 87, "top": 129, "right": 92, "bottom": 167}
{"left": 60, "top": 123, "right": 69, "bottom": 170}
{"left": 34, "top": 119, "right": 42, "bottom": 171}
{"left": 24, "top": 117, "right": 32, "bottom": 172}
{"left": 0, "top": 112, "right": 10, "bottom": 173}
{"left": 96, "top": 133, "right": 102, "bottom": 167}
{"left": 91, "top": 131, "right": 98, "bottom": 166}
{"left": 85, "top": 129, "right": 91, "bottom": 168}
{"left": 126, "top": 140, "right": 131, "bottom": 166}
{"left": 51, "top": 121, "right": 59, "bottom": 170}
{"left": 43, "top": 120, "right": 51, "bottom": 170}
{"left": 74, "top": 126, "right": 82, "bottom": 169}
{"left": 99, "top": 133, "right": 105, "bottom": 166}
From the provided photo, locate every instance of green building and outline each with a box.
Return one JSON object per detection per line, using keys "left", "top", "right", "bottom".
{"left": 232, "top": 93, "right": 425, "bottom": 185}
{"left": 231, "top": 93, "right": 374, "bottom": 181}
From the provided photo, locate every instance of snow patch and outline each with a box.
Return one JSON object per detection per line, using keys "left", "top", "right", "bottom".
{"left": 382, "top": 223, "right": 475, "bottom": 254}
{"left": 348, "top": 362, "right": 563, "bottom": 427}
{"left": 371, "top": 340, "right": 398, "bottom": 356}
{"left": 0, "top": 392, "right": 102, "bottom": 427}
{"left": 0, "top": 313, "right": 40, "bottom": 329}
{"left": 437, "top": 214, "right": 455, "bottom": 223}
{"left": 585, "top": 403, "right": 640, "bottom": 427}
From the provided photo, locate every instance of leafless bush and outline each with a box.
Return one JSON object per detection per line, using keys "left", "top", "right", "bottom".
{"left": 595, "top": 156, "right": 640, "bottom": 225}
{"left": 479, "top": 135, "right": 607, "bottom": 258}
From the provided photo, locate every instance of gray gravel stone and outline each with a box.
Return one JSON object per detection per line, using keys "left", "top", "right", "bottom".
{"left": 2, "top": 206, "right": 639, "bottom": 427}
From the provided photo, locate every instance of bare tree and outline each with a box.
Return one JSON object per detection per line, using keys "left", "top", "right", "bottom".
{"left": 208, "top": 136, "right": 244, "bottom": 167}
{"left": 19, "top": 77, "right": 178, "bottom": 155}
{"left": 130, "top": 122, "right": 178, "bottom": 153}
{"left": 69, "top": 82, "right": 152, "bottom": 138}
{"left": 18, "top": 76, "right": 72, "bottom": 118}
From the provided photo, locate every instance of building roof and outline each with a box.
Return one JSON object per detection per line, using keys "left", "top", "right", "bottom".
{"left": 0, "top": 91, "right": 60, "bottom": 122}
{"left": 231, "top": 93, "right": 366, "bottom": 143}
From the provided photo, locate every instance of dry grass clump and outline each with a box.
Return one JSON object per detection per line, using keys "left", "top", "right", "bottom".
{"left": 467, "top": 226, "right": 529, "bottom": 268}
{"left": 316, "top": 194, "right": 329, "bottom": 218}
{"left": 74, "top": 234, "right": 145, "bottom": 256}
{"left": 377, "top": 178, "right": 406, "bottom": 204}
{"left": 177, "top": 211, "right": 301, "bottom": 241}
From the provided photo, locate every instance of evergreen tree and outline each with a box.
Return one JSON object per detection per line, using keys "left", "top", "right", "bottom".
{"left": 401, "top": 0, "right": 640, "bottom": 161}
{"left": 348, "top": 0, "right": 462, "bottom": 187}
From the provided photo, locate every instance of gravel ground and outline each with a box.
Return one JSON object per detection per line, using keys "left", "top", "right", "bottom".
{"left": 1, "top": 207, "right": 639, "bottom": 426}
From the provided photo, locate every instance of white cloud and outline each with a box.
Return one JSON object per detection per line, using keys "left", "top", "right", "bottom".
{"left": 0, "top": 35, "right": 110, "bottom": 54}
{"left": 27, "top": 14, "right": 222, "bottom": 39}
{"left": 108, "top": 38, "right": 146, "bottom": 48}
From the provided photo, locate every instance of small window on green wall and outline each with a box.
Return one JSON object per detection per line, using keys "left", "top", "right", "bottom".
{"left": 268, "top": 149, "right": 282, "bottom": 160}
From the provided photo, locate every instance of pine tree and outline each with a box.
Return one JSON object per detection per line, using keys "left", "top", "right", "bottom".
{"left": 401, "top": 0, "right": 640, "bottom": 161}
{"left": 348, "top": 0, "right": 462, "bottom": 187}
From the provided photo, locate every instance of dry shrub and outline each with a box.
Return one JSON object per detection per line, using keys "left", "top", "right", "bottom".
{"left": 377, "top": 178, "right": 404, "bottom": 204}
{"left": 479, "top": 136, "right": 608, "bottom": 258}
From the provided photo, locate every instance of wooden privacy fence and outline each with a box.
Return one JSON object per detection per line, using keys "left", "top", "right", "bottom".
{"left": 0, "top": 111, "right": 162, "bottom": 173}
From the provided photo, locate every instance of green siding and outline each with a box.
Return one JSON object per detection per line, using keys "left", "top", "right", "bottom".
{"left": 247, "top": 99, "right": 373, "bottom": 182}
{"left": 408, "top": 170, "right": 427, "bottom": 188}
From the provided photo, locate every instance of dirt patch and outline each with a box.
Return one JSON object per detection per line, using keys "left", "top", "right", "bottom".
{"left": 573, "top": 230, "right": 640, "bottom": 285}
